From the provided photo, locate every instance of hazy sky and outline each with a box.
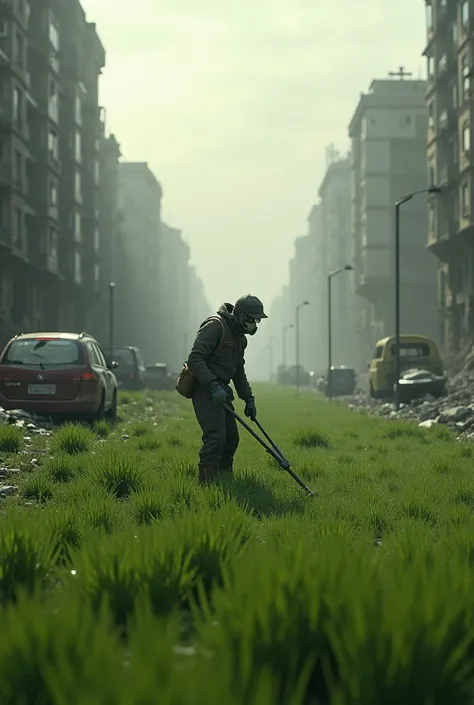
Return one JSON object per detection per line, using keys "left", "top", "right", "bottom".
{"left": 81, "top": 0, "right": 427, "bottom": 312}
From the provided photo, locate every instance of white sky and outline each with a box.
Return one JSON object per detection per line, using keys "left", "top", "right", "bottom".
{"left": 81, "top": 0, "right": 428, "bottom": 312}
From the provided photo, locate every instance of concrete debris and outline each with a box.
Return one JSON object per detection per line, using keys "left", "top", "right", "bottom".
{"left": 0, "top": 406, "right": 54, "bottom": 432}
{"left": 344, "top": 367, "right": 474, "bottom": 440}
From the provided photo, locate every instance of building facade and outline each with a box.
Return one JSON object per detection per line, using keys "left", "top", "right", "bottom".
{"left": 424, "top": 0, "right": 474, "bottom": 356}
{"left": 0, "top": 0, "right": 106, "bottom": 347}
{"left": 349, "top": 74, "right": 438, "bottom": 366}
{"left": 115, "top": 161, "right": 162, "bottom": 363}
{"left": 318, "top": 150, "right": 357, "bottom": 369}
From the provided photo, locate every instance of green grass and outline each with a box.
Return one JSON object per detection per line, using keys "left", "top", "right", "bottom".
{"left": 1, "top": 384, "right": 474, "bottom": 702}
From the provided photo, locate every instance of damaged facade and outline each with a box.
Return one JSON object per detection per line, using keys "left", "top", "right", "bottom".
{"left": 0, "top": 0, "right": 106, "bottom": 347}
{"left": 349, "top": 75, "right": 438, "bottom": 367}
{"left": 424, "top": 0, "right": 474, "bottom": 355}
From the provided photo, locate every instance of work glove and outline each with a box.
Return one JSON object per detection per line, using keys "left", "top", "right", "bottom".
{"left": 244, "top": 396, "right": 257, "bottom": 421}
{"left": 210, "top": 382, "right": 228, "bottom": 405}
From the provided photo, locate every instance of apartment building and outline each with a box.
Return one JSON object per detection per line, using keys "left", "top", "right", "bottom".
{"left": 424, "top": 0, "right": 474, "bottom": 355}
{"left": 307, "top": 202, "right": 326, "bottom": 372}
{"left": 116, "top": 162, "right": 163, "bottom": 363}
{"left": 86, "top": 127, "right": 121, "bottom": 347}
{"left": 349, "top": 73, "right": 438, "bottom": 366}
{"left": 0, "top": 0, "right": 106, "bottom": 347}
{"left": 318, "top": 151, "right": 357, "bottom": 369}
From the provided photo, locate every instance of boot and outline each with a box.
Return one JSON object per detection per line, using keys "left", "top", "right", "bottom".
{"left": 219, "top": 457, "right": 234, "bottom": 474}
{"left": 198, "top": 460, "right": 220, "bottom": 484}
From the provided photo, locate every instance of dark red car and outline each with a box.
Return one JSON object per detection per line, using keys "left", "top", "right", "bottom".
{"left": 0, "top": 332, "right": 119, "bottom": 422}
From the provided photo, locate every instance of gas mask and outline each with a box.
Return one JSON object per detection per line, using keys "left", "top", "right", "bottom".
{"left": 237, "top": 311, "right": 259, "bottom": 335}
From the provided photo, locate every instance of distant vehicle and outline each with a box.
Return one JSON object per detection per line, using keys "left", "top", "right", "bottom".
{"left": 320, "top": 366, "right": 357, "bottom": 397}
{"left": 145, "top": 362, "right": 175, "bottom": 390}
{"left": 278, "top": 364, "right": 310, "bottom": 387}
{"left": 0, "top": 332, "right": 119, "bottom": 422}
{"left": 102, "top": 346, "right": 146, "bottom": 390}
{"left": 368, "top": 334, "right": 446, "bottom": 400}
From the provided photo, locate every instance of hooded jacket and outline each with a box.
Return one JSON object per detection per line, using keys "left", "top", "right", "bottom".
{"left": 187, "top": 303, "right": 253, "bottom": 400}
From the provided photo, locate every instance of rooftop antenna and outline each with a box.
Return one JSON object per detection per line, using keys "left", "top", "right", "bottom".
{"left": 388, "top": 66, "right": 413, "bottom": 80}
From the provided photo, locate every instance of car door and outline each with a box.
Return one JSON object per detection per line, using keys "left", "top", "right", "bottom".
{"left": 94, "top": 343, "right": 114, "bottom": 404}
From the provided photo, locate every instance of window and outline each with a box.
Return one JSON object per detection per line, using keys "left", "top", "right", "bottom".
{"left": 462, "top": 181, "right": 470, "bottom": 214}
{"left": 94, "top": 159, "right": 99, "bottom": 184}
{"left": 373, "top": 346, "right": 383, "bottom": 359}
{"left": 428, "top": 204, "right": 435, "bottom": 232}
{"left": 74, "top": 94, "right": 82, "bottom": 125}
{"left": 74, "top": 211, "right": 81, "bottom": 241}
{"left": 428, "top": 160, "right": 435, "bottom": 186}
{"left": 93, "top": 227, "right": 99, "bottom": 250}
{"left": 74, "top": 171, "right": 81, "bottom": 201}
{"left": 12, "top": 87, "right": 20, "bottom": 121}
{"left": 14, "top": 150, "right": 21, "bottom": 186}
{"left": 462, "top": 123, "right": 471, "bottom": 152}
{"left": 462, "top": 55, "right": 471, "bottom": 99}
{"left": 427, "top": 56, "right": 434, "bottom": 78}
{"left": 14, "top": 31, "right": 24, "bottom": 68}
{"left": 48, "top": 129, "right": 58, "bottom": 160}
{"left": 94, "top": 263, "right": 99, "bottom": 285}
{"left": 47, "top": 228, "right": 58, "bottom": 269}
{"left": 74, "top": 251, "right": 82, "bottom": 284}
{"left": 49, "top": 181, "right": 58, "bottom": 205}
{"left": 48, "top": 80, "right": 58, "bottom": 122}
{"left": 3, "top": 339, "right": 84, "bottom": 367}
{"left": 462, "top": 1, "right": 469, "bottom": 26}
{"left": 13, "top": 207, "right": 22, "bottom": 247}
{"left": 74, "top": 131, "right": 81, "bottom": 162}
{"left": 48, "top": 21, "right": 59, "bottom": 51}
{"left": 453, "top": 81, "right": 458, "bottom": 109}
{"left": 426, "top": 3, "right": 433, "bottom": 32}
{"left": 390, "top": 343, "right": 430, "bottom": 357}
{"left": 428, "top": 102, "right": 434, "bottom": 129}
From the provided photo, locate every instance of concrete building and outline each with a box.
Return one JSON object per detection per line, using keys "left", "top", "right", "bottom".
{"left": 318, "top": 149, "right": 357, "bottom": 369}
{"left": 159, "top": 223, "right": 190, "bottom": 369}
{"left": 0, "top": 0, "right": 106, "bottom": 346}
{"left": 307, "top": 203, "right": 326, "bottom": 373}
{"left": 86, "top": 126, "right": 121, "bottom": 347}
{"left": 349, "top": 72, "right": 438, "bottom": 368}
{"left": 115, "top": 162, "right": 162, "bottom": 363}
{"left": 424, "top": 0, "right": 474, "bottom": 355}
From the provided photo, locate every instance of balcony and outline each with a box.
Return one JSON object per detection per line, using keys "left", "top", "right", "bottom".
{"left": 438, "top": 162, "right": 458, "bottom": 188}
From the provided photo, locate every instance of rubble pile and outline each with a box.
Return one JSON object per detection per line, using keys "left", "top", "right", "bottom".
{"left": 346, "top": 365, "right": 474, "bottom": 438}
{"left": 0, "top": 406, "right": 53, "bottom": 433}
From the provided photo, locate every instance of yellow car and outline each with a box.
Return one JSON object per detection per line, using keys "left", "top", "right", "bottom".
{"left": 368, "top": 335, "right": 445, "bottom": 399}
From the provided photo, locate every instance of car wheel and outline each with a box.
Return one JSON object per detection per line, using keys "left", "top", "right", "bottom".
{"left": 106, "top": 391, "right": 117, "bottom": 421}
{"left": 86, "top": 394, "right": 105, "bottom": 424}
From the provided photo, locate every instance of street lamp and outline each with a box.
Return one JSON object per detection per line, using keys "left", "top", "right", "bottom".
{"left": 268, "top": 336, "right": 274, "bottom": 382}
{"left": 394, "top": 186, "right": 442, "bottom": 410}
{"left": 295, "top": 300, "right": 310, "bottom": 392}
{"left": 108, "top": 282, "right": 116, "bottom": 349}
{"left": 282, "top": 323, "right": 294, "bottom": 379}
{"left": 327, "top": 265, "right": 353, "bottom": 398}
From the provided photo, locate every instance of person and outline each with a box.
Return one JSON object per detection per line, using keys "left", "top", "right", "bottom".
{"left": 187, "top": 294, "right": 267, "bottom": 483}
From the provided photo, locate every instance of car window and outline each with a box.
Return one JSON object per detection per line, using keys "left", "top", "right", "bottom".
{"left": 87, "top": 342, "right": 100, "bottom": 366}
{"left": 1, "top": 338, "right": 84, "bottom": 366}
{"left": 93, "top": 343, "right": 107, "bottom": 367}
{"left": 106, "top": 348, "right": 135, "bottom": 369}
{"left": 135, "top": 349, "right": 145, "bottom": 367}
{"left": 390, "top": 343, "right": 430, "bottom": 357}
{"left": 373, "top": 346, "right": 383, "bottom": 359}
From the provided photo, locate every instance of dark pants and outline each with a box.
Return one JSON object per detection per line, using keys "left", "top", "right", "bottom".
{"left": 192, "top": 383, "right": 239, "bottom": 468}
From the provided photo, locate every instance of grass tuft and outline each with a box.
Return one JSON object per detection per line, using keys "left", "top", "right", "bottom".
{"left": 0, "top": 425, "right": 23, "bottom": 453}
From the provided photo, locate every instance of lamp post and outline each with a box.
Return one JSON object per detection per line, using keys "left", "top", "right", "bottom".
{"left": 108, "top": 282, "right": 116, "bottom": 349}
{"left": 295, "top": 301, "right": 310, "bottom": 392}
{"left": 282, "top": 323, "right": 294, "bottom": 381}
{"left": 268, "top": 336, "right": 274, "bottom": 382}
{"left": 327, "top": 265, "right": 353, "bottom": 398}
{"left": 394, "top": 186, "right": 441, "bottom": 409}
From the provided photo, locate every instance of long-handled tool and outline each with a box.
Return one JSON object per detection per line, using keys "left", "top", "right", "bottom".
{"left": 223, "top": 403, "right": 316, "bottom": 497}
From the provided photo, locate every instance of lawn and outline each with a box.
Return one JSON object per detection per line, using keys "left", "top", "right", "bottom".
{"left": 0, "top": 384, "right": 473, "bottom": 704}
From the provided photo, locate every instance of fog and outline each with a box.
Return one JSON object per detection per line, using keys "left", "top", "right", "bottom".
{"left": 81, "top": 0, "right": 426, "bottom": 308}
